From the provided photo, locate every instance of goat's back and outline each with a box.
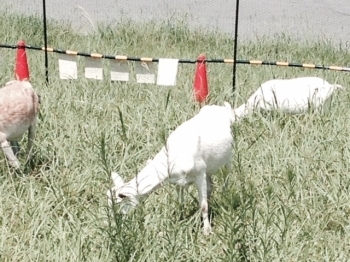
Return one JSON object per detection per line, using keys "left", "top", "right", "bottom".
{"left": 167, "top": 104, "right": 233, "bottom": 176}
{"left": 0, "top": 81, "right": 39, "bottom": 140}
{"left": 248, "top": 77, "right": 337, "bottom": 113}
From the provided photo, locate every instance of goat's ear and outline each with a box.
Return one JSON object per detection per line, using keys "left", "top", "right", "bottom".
{"left": 111, "top": 172, "right": 125, "bottom": 187}
{"left": 334, "top": 84, "right": 345, "bottom": 90}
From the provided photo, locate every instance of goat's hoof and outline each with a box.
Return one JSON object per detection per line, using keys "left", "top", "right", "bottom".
{"left": 10, "top": 160, "right": 20, "bottom": 170}
{"left": 203, "top": 227, "right": 213, "bottom": 236}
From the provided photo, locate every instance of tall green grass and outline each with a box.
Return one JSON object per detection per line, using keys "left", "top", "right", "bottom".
{"left": 0, "top": 13, "right": 350, "bottom": 261}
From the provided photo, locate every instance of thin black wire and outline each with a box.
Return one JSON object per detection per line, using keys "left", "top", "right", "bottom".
{"left": 42, "top": 0, "right": 49, "bottom": 84}
{"left": 232, "top": 0, "right": 240, "bottom": 102}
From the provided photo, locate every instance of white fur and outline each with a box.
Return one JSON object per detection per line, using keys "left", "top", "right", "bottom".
{"left": 0, "top": 80, "right": 40, "bottom": 169}
{"left": 233, "top": 77, "right": 344, "bottom": 119}
{"left": 107, "top": 102, "right": 234, "bottom": 235}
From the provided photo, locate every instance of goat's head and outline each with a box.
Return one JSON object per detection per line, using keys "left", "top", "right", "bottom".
{"left": 333, "top": 84, "right": 345, "bottom": 92}
{"left": 107, "top": 172, "right": 138, "bottom": 214}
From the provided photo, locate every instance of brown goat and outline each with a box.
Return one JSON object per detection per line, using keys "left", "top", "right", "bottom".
{"left": 0, "top": 80, "right": 40, "bottom": 169}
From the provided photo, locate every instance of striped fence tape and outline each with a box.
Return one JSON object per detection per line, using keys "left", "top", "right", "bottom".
{"left": 1, "top": 43, "right": 350, "bottom": 72}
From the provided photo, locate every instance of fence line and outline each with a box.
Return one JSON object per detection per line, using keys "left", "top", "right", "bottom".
{"left": 1, "top": 43, "right": 350, "bottom": 72}
{"left": 1, "top": 1, "right": 349, "bottom": 87}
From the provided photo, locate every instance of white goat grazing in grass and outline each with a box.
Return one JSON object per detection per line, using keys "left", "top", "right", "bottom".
{"left": 0, "top": 80, "right": 40, "bottom": 169}
{"left": 107, "top": 102, "right": 234, "bottom": 235}
{"left": 233, "top": 77, "right": 344, "bottom": 120}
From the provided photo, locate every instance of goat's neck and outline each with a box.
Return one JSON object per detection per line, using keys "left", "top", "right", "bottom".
{"left": 122, "top": 147, "right": 169, "bottom": 198}
{"left": 232, "top": 103, "right": 248, "bottom": 120}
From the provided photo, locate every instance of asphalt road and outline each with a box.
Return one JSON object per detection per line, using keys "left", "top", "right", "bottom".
{"left": 1, "top": 0, "right": 350, "bottom": 44}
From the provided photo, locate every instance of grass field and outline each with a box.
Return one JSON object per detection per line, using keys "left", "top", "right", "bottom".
{"left": 1, "top": 13, "right": 350, "bottom": 261}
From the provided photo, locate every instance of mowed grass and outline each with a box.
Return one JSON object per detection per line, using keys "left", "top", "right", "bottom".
{"left": 1, "top": 13, "right": 350, "bottom": 261}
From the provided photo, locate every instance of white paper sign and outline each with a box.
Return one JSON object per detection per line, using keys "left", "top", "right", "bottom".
{"left": 110, "top": 60, "right": 129, "bottom": 81}
{"left": 85, "top": 57, "right": 103, "bottom": 80}
{"left": 58, "top": 54, "right": 78, "bottom": 79}
{"left": 157, "top": 58, "right": 179, "bottom": 86}
{"left": 135, "top": 61, "right": 155, "bottom": 84}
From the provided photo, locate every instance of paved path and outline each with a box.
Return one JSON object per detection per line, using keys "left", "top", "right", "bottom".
{"left": 2, "top": 0, "right": 350, "bottom": 44}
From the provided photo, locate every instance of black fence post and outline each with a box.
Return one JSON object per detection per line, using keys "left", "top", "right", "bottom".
{"left": 42, "top": 0, "right": 49, "bottom": 84}
{"left": 232, "top": 0, "right": 240, "bottom": 104}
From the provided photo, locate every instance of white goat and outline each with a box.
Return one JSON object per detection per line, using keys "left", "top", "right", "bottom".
{"left": 233, "top": 77, "right": 344, "bottom": 120}
{"left": 107, "top": 102, "right": 235, "bottom": 235}
{"left": 0, "top": 80, "right": 40, "bottom": 169}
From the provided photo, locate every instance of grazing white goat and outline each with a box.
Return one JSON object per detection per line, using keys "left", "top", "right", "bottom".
{"left": 0, "top": 80, "right": 40, "bottom": 169}
{"left": 107, "top": 102, "right": 235, "bottom": 235}
{"left": 233, "top": 77, "right": 344, "bottom": 120}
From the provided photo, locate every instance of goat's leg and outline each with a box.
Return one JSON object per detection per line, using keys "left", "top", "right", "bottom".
{"left": 10, "top": 141, "right": 20, "bottom": 156}
{"left": 196, "top": 172, "right": 211, "bottom": 236}
{"left": 206, "top": 175, "right": 215, "bottom": 232}
{"left": 178, "top": 187, "right": 185, "bottom": 204}
{"left": 224, "top": 161, "right": 232, "bottom": 175}
{"left": 221, "top": 161, "right": 233, "bottom": 193}
{"left": 206, "top": 175, "right": 213, "bottom": 199}
{"left": 26, "top": 122, "right": 36, "bottom": 162}
{"left": 1, "top": 139, "right": 20, "bottom": 169}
